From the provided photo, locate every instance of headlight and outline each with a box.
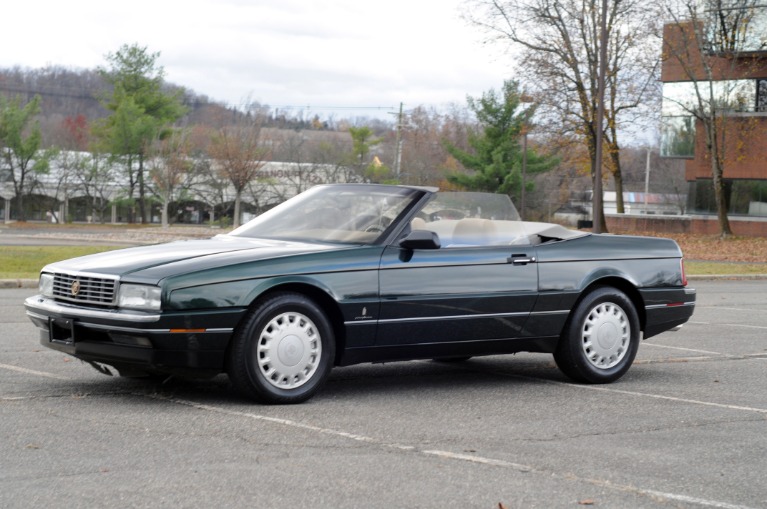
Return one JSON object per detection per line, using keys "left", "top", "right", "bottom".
{"left": 118, "top": 284, "right": 161, "bottom": 311}
{"left": 39, "top": 273, "right": 54, "bottom": 297}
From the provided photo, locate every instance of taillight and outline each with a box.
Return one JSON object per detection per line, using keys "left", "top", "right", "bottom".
{"left": 680, "top": 258, "right": 688, "bottom": 287}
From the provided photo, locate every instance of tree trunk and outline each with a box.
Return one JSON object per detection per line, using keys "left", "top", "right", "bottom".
{"left": 712, "top": 163, "right": 733, "bottom": 237}
{"left": 706, "top": 121, "right": 733, "bottom": 237}
{"left": 127, "top": 155, "right": 136, "bottom": 224}
{"left": 161, "top": 198, "right": 169, "bottom": 228}
{"left": 233, "top": 191, "right": 242, "bottom": 228}
{"left": 15, "top": 193, "right": 25, "bottom": 222}
{"left": 608, "top": 139, "right": 625, "bottom": 214}
{"left": 138, "top": 153, "right": 147, "bottom": 224}
{"left": 590, "top": 152, "right": 609, "bottom": 234}
{"left": 13, "top": 168, "right": 26, "bottom": 221}
{"left": 613, "top": 159, "right": 625, "bottom": 214}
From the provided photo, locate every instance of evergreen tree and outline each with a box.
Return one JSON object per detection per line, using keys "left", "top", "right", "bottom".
{"left": 0, "top": 95, "right": 56, "bottom": 221}
{"left": 92, "top": 43, "right": 186, "bottom": 223}
{"left": 443, "top": 80, "right": 555, "bottom": 212}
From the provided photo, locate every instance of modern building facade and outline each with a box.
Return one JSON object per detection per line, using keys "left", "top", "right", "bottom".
{"left": 660, "top": 1, "right": 767, "bottom": 218}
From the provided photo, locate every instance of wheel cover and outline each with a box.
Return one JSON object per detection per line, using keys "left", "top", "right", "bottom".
{"left": 256, "top": 311, "right": 322, "bottom": 389}
{"left": 580, "top": 301, "right": 631, "bottom": 370}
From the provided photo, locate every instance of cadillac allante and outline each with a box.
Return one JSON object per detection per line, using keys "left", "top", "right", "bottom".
{"left": 25, "top": 184, "right": 696, "bottom": 403}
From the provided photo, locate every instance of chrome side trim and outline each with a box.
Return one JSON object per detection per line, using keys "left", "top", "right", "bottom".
{"left": 645, "top": 302, "right": 696, "bottom": 310}
{"left": 25, "top": 296, "right": 161, "bottom": 323}
{"left": 345, "top": 310, "right": 535, "bottom": 326}
{"left": 80, "top": 323, "right": 170, "bottom": 334}
{"left": 81, "top": 322, "right": 234, "bottom": 334}
{"left": 26, "top": 310, "right": 49, "bottom": 322}
{"left": 530, "top": 310, "right": 569, "bottom": 316}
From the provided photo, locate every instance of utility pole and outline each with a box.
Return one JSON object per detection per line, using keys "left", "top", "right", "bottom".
{"left": 519, "top": 95, "right": 535, "bottom": 220}
{"left": 394, "top": 102, "right": 403, "bottom": 181}
{"left": 644, "top": 148, "right": 651, "bottom": 213}
{"left": 521, "top": 126, "right": 527, "bottom": 220}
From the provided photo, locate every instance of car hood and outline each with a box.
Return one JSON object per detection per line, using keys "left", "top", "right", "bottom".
{"left": 41, "top": 235, "right": 345, "bottom": 278}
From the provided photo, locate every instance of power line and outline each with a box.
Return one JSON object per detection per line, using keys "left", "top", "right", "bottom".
{"left": 0, "top": 84, "right": 100, "bottom": 102}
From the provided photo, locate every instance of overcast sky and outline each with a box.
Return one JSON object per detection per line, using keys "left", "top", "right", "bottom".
{"left": 1, "top": 0, "right": 510, "bottom": 120}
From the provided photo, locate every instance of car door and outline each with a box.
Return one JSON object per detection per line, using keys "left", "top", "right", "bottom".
{"left": 376, "top": 241, "right": 538, "bottom": 346}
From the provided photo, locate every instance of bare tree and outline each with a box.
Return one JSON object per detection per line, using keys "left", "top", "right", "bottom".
{"left": 148, "top": 130, "right": 199, "bottom": 227}
{"left": 194, "top": 156, "right": 230, "bottom": 226}
{"left": 72, "top": 153, "right": 118, "bottom": 223}
{"left": 396, "top": 105, "right": 471, "bottom": 186}
{"left": 464, "top": 0, "right": 663, "bottom": 230}
{"left": 1, "top": 95, "right": 57, "bottom": 220}
{"left": 207, "top": 115, "right": 270, "bottom": 228}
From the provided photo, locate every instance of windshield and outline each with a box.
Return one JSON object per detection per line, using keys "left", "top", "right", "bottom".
{"left": 419, "top": 192, "right": 521, "bottom": 221}
{"left": 229, "top": 184, "right": 424, "bottom": 244}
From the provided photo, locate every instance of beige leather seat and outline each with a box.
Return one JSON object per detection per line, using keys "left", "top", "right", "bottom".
{"left": 452, "top": 218, "right": 497, "bottom": 246}
{"left": 410, "top": 217, "right": 427, "bottom": 230}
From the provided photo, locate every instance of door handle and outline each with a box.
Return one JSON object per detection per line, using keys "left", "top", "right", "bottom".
{"left": 508, "top": 255, "right": 536, "bottom": 265}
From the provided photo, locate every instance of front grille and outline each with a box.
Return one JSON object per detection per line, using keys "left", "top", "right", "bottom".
{"left": 52, "top": 272, "right": 118, "bottom": 306}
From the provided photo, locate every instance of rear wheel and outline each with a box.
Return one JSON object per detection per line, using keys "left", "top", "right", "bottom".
{"left": 554, "top": 287, "right": 640, "bottom": 384}
{"left": 228, "top": 293, "right": 335, "bottom": 404}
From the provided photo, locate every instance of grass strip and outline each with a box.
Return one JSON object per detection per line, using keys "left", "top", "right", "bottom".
{"left": 685, "top": 261, "right": 767, "bottom": 276}
{"left": 0, "top": 246, "right": 764, "bottom": 280}
{"left": 0, "top": 246, "right": 121, "bottom": 279}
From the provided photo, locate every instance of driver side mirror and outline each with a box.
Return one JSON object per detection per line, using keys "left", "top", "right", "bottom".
{"left": 399, "top": 230, "right": 441, "bottom": 250}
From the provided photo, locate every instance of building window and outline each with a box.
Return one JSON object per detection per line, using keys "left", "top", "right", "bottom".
{"left": 758, "top": 79, "right": 767, "bottom": 111}
{"left": 662, "top": 80, "right": 758, "bottom": 116}
{"left": 661, "top": 116, "right": 696, "bottom": 158}
{"left": 687, "top": 179, "right": 767, "bottom": 216}
{"left": 704, "top": 1, "right": 767, "bottom": 54}
{"left": 661, "top": 79, "right": 765, "bottom": 157}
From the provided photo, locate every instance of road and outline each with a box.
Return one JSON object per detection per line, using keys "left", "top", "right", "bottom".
{"left": 1, "top": 280, "right": 766, "bottom": 508}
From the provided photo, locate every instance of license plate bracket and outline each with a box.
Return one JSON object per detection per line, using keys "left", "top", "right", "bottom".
{"left": 49, "top": 317, "right": 75, "bottom": 344}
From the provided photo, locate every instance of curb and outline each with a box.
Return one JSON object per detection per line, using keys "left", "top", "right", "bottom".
{"left": 687, "top": 274, "right": 767, "bottom": 280}
{"left": 0, "top": 279, "right": 39, "bottom": 289}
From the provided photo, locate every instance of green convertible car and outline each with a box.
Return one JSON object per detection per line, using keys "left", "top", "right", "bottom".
{"left": 25, "top": 184, "right": 695, "bottom": 404}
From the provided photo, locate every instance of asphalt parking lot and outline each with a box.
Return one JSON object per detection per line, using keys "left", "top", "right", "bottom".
{"left": 1, "top": 280, "right": 765, "bottom": 509}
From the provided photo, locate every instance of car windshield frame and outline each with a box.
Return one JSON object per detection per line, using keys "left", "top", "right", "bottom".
{"left": 228, "top": 184, "right": 428, "bottom": 245}
{"left": 418, "top": 191, "right": 521, "bottom": 221}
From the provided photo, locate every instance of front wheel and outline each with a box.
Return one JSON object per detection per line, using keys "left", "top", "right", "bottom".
{"left": 554, "top": 287, "right": 640, "bottom": 384}
{"left": 228, "top": 293, "right": 335, "bottom": 404}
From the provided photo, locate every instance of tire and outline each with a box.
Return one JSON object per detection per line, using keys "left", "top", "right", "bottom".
{"left": 553, "top": 287, "right": 640, "bottom": 384}
{"left": 228, "top": 292, "right": 335, "bottom": 404}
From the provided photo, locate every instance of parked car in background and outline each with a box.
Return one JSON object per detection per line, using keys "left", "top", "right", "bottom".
{"left": 25, "top": 184, "right": 695, "bottom": 403}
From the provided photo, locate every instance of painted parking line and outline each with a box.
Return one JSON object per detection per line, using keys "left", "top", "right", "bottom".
{"left": 2, "top": 361, "right": 762, "bottom": 508}
{"left": 0, "top": 362, "right": 71, "bottom": 380}
{"left": 642, "top": 343, "right": 725, "bottom": 355}
{"left": 427, "top": 449, "right": 758, "bottom": 509}
{"left": 516, "top": 375, "right": 767, "bottom": 415}
{"left": 695, "top": 306, "right": 766, "bottom": 313}
{"left": 159, "top": 394, "right": 758, "bottom": 509}
{"left": 688, "top": 320, "right": 767, "bottom": 330}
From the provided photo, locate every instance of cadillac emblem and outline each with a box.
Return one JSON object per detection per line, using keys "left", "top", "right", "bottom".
{"left": 70, "top": 280, "right": 81, "bottom": 297}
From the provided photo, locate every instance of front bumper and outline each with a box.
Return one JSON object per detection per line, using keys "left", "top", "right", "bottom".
{"left": 25, "top": 295, "right": 246, "bottom": 373}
